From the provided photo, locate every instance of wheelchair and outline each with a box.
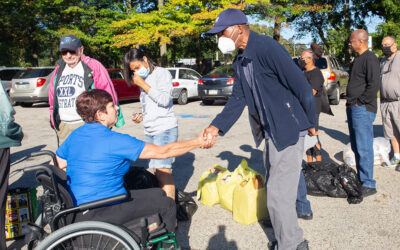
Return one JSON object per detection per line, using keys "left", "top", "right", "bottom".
{"left": 22, "top": 150, "right": 178, "bottom": 250}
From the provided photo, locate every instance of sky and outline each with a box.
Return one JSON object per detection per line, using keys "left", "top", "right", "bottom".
{"left": 248, "top": 15, "right": 384, "bottom": 46}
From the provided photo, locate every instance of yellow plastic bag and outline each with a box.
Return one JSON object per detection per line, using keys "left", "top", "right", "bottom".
{"left": 235, "top": 159, "right": 264, "bottom": 180}
{"left": 232, "top": 174, "right": 269, "bottom": 225}
{"left": 197, "top": 165, "right": 227, "bottom": 206}
{"left": 216, "top": 170, "right": 243, "bottom": 211}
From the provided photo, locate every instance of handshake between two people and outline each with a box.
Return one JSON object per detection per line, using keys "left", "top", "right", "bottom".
{"left": 132, "top": 111, "right": 219, "bottom": 149}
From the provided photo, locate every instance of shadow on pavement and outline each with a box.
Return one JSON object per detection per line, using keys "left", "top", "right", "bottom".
{"left": 217, "top": 144, "right": 264, "bottom": 176}
{"left": 172, "top": 152, "right": 195, "bottom": 192}
{"left": 319, "top": 126, "right": 349, "bottom": 145}
{"left": 10, "top": 144, "right": 47, "bottom": 166}
{"left": 206, "top": 225, "right": 238, "bottom": 250}
{"left": 172, "top": 152, "right": 195, "bottom": 249}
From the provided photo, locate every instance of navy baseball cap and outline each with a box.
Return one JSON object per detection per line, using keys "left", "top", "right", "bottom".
{"left": 206, "top": 8, "right": 248, "bottom": 34}
{"left": 59, "top": 35, "right": 82, "bottom": 51}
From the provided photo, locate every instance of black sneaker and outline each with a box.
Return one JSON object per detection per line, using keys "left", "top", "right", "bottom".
{"left": 297, "top": 213, "right": 313, "bottom": 220}
{"left": 296, "top": 240, "right": 309, "bottom": 250}
{"left": 396, "top": 165, "right": 400, "bottom": 172}
{"left": 361, "top": 186, "right": 377, "bottom": 197}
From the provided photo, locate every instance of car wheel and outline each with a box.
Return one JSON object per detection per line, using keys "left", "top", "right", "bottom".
{"left": 20, "top": 103, "right": 33, "bottom": 107}
{"left": 202, "top": 99, "right": 214, "bottom": 105}
{"left": 329, "top": 87, "right": 340, "bottom": 105}
{"left": 177, "top": 90, "right": 188, "bottom": 105}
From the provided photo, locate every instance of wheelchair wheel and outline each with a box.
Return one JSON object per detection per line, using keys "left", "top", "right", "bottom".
{"left": 35, "top": 221, "right": 141, "bottom": 250}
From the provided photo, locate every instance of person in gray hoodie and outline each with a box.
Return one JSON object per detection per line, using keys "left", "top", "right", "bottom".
{"left": 0, "top": 80, "right": 23, "bottom": 248}
{"left": 124, "top": 48, "right": 178, "bottom": 200}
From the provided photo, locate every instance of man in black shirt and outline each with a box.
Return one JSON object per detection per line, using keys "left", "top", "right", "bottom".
{"left": 346, "top": 29, "right": 380, "bottom": 197}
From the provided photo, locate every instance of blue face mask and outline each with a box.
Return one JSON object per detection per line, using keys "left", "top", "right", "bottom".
{"left": 137, "top": 65, "right": 150, "bottom": 79}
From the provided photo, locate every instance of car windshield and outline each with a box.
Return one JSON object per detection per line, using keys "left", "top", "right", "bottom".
{"left": 208, "top": 65, "right": 234, "bottom": 76}
{"left": 15, "top": 68, "right": 53, "bottom": 78}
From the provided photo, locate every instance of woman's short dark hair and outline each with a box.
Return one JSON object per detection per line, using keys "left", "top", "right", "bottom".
{"left": 123, "top": 48, "right": 157, "bottom": 86}
{"left": 76, "top": 89, "right": 113, "bottom": 123}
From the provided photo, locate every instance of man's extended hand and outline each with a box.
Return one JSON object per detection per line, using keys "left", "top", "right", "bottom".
{"left": 202, "top": 125, "right": 219, "bottom": 149}
{"left": 307, "top": 127, "right": 319, "bottom": 136}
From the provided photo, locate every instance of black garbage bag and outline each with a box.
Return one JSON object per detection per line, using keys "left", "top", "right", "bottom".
{"left": 336, "top": 164, "right": 363, "bottom": 204}
{"left": 175, "top": 189, "right": 198, "bottom": 221}
{"left": 302, "top": 162, "right": 363, "bottom": 204}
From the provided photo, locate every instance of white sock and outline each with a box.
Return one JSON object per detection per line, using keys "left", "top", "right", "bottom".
{"left": 394, "top": 153, "right": 400, "bottom": 159}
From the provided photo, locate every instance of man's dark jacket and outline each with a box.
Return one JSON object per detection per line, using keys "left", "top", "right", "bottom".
{"left": 210, "top": 31, "right": 316, "bottom": 151}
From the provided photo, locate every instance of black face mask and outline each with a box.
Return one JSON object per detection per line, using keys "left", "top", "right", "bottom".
{"left": 382, "top": 46, "right": 394, "bottom": 57}
{"left": 298, "top": 59, "right": 306, "bottom": 70}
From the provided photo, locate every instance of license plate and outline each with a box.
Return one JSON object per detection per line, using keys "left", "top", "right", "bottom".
{"left": 208, "top": 90, "right": 218, "bottom": 95}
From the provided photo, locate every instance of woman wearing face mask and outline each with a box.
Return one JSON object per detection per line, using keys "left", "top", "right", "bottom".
{"left": 299, "top": 46, "right": 325, "bottom": 162}
{"left": 123, "top": 48, "right": 178, "bottom": 200}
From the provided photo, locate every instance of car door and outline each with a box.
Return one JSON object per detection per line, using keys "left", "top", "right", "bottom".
{"left": 109, "top": 70, "right": 140, "bottom": 101}
{"left": 185, "top": 70, "right": 201, "bottom": 97}
{"left": 178, "top": 69, "right": 195, "bottom": 96}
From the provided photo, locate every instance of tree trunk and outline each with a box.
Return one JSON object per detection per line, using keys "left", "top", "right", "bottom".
{"left": 158, "top": 0, "right": 167, "bottom": 66}
{"left": 273, "top": 16, "right": 281, "bottom": 41}
{"left": 126, "top": 0, "right": 132, "bottom": 14}
{"left": 343, "top": 0, "right": 351, "bottom": 66}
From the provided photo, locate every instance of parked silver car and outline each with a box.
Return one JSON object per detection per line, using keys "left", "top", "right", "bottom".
{"left": 0, "top": 67, "right": 25, "bottom": 94}
{"left": 10, "top": 67, "right": 55, "bottom": 107}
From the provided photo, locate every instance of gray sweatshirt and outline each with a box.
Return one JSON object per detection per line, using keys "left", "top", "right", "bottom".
{"left": 140, "top": 67, "right": 178, "bottom": 136}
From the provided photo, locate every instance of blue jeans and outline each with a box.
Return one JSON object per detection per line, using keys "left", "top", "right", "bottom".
{"left": 145, "top": 127, "right": 178, "bottom": 168}
{"left": 296, "top": 171, "right": 312, "bottom": 215}
{"left": 346, "top": 105, "right": 376, "bottom": 188}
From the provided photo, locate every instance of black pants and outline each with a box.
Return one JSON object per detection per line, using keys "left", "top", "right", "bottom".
{"left": 75, "top": 188, "right": 176, "bottom": 233}
{"left": 0, "top": 148, "right": 10, "bottom": 249}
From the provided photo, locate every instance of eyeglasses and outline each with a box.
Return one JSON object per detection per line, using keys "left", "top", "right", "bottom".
{"left": 61, "top": 50, "right": 77, "bottom": 55}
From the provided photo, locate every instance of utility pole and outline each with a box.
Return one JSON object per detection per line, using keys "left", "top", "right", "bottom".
{"left": 159, "top": 0, "right": 167, "bottom": 66}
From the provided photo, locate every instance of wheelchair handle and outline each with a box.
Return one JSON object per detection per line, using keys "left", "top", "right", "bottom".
{"left": 23, "top": 165, "right": 54, "bottom": 177}
{"left": 30, "top": 150, "right": 59, "bottom": 168}
{"left": 24, "top": 164, "right": 63, "bottom": 216}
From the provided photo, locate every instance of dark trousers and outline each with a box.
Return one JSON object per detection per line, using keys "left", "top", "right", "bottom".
{"left": 76, "top": 188, "right": 176, "bottom": 233}
{"left": 0, "top": 148, "right": 10, "bottom": 249}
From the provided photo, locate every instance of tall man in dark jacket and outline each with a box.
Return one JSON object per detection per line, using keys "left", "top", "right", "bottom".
{"left": 203, "top": 9, "right": 317, "bottom": 250}
{"left": 347, "top": 29, "right": 381, "bottom": 197}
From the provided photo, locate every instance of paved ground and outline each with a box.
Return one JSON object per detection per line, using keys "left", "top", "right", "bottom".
{"left": 6, "top": 98, "right": 400, "bottom": 249}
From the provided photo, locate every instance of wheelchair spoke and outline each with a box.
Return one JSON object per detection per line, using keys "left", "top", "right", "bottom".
{"left": 88, "top": 234, "right": 93, "bottom": 250}
{"left": 103, "top": 237, "right": 111, "bottom": 250}
{"left": 96, "top": 235, "right": 103, "bottom": 249}
{"left": 111, "top": 241, "right": 123, "bottom": 250}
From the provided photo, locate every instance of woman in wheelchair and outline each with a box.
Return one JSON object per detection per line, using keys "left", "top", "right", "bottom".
{"left": 55, "top": 89, "right": 206, "bottom": 234}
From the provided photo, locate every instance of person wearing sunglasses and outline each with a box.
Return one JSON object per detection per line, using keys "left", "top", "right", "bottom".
{"left": 48, "top": 35, "right": 119, "bottom": 146}
{"left": 380, "top": 35, "right": 400, "bottom": 172}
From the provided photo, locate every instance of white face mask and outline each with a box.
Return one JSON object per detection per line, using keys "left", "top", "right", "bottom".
{"left": 218, "top": 27, "right": 240, "bottom": 54}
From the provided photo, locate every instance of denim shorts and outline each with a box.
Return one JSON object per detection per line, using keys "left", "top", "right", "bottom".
{"left": 145, "top": 127, "right": 178, "bottom": 169}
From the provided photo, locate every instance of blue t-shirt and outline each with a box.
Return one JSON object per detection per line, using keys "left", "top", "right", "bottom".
{"left": 56, "top": 123, "right": 146, "bottom": 206}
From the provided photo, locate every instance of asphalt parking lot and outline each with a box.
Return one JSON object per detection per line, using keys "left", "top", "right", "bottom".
{"left": 7, "top": 98, "right": 400, "bottom": 249}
